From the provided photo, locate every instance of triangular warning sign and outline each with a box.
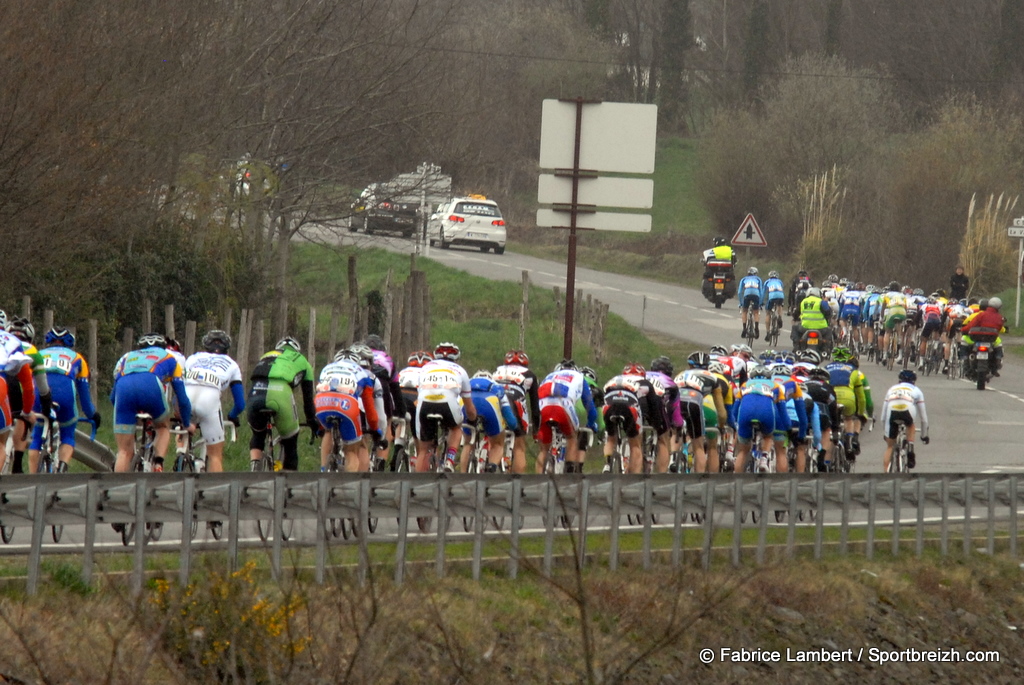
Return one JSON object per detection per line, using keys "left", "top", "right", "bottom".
{"left": 731, "top": 213, "right": 767, "bottom": 247}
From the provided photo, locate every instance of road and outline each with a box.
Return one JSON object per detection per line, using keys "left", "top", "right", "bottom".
{"left": 324, "top": 228, "right": 1024, "bottom": 475}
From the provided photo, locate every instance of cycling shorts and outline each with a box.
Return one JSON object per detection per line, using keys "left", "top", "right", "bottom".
{"left": 922, "top": 319, "right": 942, "bottom": 338}
{"left": 816, "top": 402, "right": 832, "bottom": 431}
{"left": 741, "top": 294, "right": 761, "bottom": 311}
{"left": 186, "top": 385, "right": 227, "bottom": 445}
{"left": 885, "top": 410, "right": 913, "bottom": 439}
{"left": 29, "top": 377, "right": 80, "bottom": 449}
{"left": 833, "top": 387, "right": 857, "bottom": 418}
{"left": 315, "top": 391, "right": 364, "bottom": 445}
{"left": 246, "top": 379, "right": 300, "bottom": 439}
{"left": 840, "top": 306, "right": 861, "bottom": 325}
{"left": 416, "top": 400, "right": 460, "bottom": 444}
{"left": 736, "top": 394, "right": 775, "bottom": 443}
{"left": 602, "top": 399, "right": 640, "bottom": 439}
{"left": 766, "top": 297, "right": 785, "bottom": 312}
{"left": 680, "top": 398, "right": 705, "bottom": 440}
{"left": 537, "top": 403, "right": 579, "bottom": 443}
{"left": 884, "top": 308, "right": 907, "bottom": 331}
{"left": 0, "top": 377, "right": 12, "bottom": 434}
{"left": 466, "top": 394, "right": 504, "bottom": 438}
{"left": 114, "top": 373, "right": 171, "bottom": 435}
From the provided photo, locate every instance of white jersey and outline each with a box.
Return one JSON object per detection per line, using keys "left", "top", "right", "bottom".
{"left": 417, "top": 359, "right": 472, "bottom": 404}
{"left": 840, "top": 289, "right": 864, "bottom": 308}
{"left": 184, "top": 351, "right": 242, "bottom": 391}
{"left": 882, "top": 382, "right": 928, "bottom": 433}
{"left": 396, "top": 366, "right": 422, "bottom": 390}
{"left": 318, "top": 359, "right": 385, "bottom": 433}
{"left": 494, "top": 363, "right": 533, "bottom": 391}
{"left": 0, "top": 331, "right": 32, "bottom": 375}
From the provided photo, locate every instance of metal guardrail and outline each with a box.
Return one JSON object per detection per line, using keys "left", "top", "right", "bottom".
{"left": 0, "top": 473, "right": 1020, "bottom": 594}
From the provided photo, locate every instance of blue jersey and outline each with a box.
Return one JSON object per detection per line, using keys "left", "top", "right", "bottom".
{"left": 763, "top": 277, "right": 786, "bottom": 302}
{"left": 469, "top": 377, "right": 518, "bottom": 434}
{"left": 738, "top": 275, "right": 763, "bottom": 301}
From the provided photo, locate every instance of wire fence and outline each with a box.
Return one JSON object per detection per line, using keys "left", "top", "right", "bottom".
{"left": 0, "top": 473, "right": 1019, "bottom": 595}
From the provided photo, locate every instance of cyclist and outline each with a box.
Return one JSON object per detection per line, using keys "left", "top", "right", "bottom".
{"left": 600, "top": 364, "right": 652, "bottom": 474}
{"left": 733, "top": 365, "right": 789, "bottom": 473}
{"left": 647, "top": 356, "right": 681, "bottom": 473}
{"left": 825, "top": 346, "right": 867, "bottom": 460}
{"left": 182, "top": 330, "right": 245, "bottom": 473}
{"left": 917, "top": 296, "right": 945, "bottom": 371}
{"left": 536, "top": 360, "right": 597, "bottom": 474}
{"left": 111, "top": 333, "right": 194, "bottom": 473}
{"left": 459, "top": 371, "right": 518, "bottom": 473}
{"left": 27, "top": 327, "right": 101, "bottom": 474}
{"left": 246, "top": 336, "right": 317, "bottom": 472}
{"left": 879, "top": 281, "right": 908, "bottom": 365}
{"left": 396, "top": 350, "right": 432, "bottom": 459}
{"left": 803, "top": 367, "right": 840, "bottom": 471}
{"left": 677, "top": 354, "right": 728, "bottom": 473}
{"left": 315, "top": 348, "right": 382, "bottom": 473}
{"left": 415, "top": 342, "right": 476, "bottom": 473}
{"left": 860, "top": 285, "right": 883, "bottom": 352}
{"left": 3, "top": 317, "right": 51, "bottom": 474}
{"left": 493, "top": 349, "right": 540, "bottom": 474}
{"left": 881, "top": 369, "right": 929, "bottom": 471}
{"left": 362, "top": 335, "right": 404, "bottom": 470}
{"left": 769, "top": 363, "right": 808, "bottom": 473}
{"left": 838, "top": 281, "right": 865, "bottom": 348}
{"left": 737, "top": 267, "right": 763, "bottom": 339}
{"left": 943, "top": 298, "right": 969, "bottom": 373}
{"left": 0, "top": 328, "right": 38, "bottom": 474}
{"left": 763, "top": 271, "right": 787, "bottom": 335}
{"left": 575, "top": 366, "right": 605, "bottom": 471}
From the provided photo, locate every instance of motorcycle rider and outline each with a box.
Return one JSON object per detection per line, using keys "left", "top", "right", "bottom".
{"left": 702, "top": 237, "right": 736, "bottom": 276}
{"left": 961, "top": 296, "right": 1006, "bottom": 377}
{"left": 791, "top": 287, "right": 833, "bottom": 350}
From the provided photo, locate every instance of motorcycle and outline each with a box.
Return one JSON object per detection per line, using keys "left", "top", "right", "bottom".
{"left": 965, "top": 336, "right": 999, "bottom": 390}
{"left": 794, "top": 327, "right": 833, "bottom": 356}
{"left": 701, "top": 267, "right": 736, "bottom": 309}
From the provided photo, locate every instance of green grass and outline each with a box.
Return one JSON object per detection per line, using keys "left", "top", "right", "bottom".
{"left": 651, "top": 137, "right": 711, "bottom": 236}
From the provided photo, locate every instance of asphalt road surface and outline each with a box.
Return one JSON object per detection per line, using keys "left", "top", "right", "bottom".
{"left": 323, "top": 228, "right": 1024, "bottom": 475}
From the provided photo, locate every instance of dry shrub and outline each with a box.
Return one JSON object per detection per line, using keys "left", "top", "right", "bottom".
{"left": 959, "top": 193, "right": 1020, "bottom": 296}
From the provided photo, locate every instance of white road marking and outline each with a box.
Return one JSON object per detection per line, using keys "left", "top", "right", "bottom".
{"left": 978, "top": 421, "right": 1024, "bottom": 426}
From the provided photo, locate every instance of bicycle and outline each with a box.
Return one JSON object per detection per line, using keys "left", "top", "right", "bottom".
{"left": 119, "top": 413, "right": 168, "bottom": 546}
{"left": 32, "top": 405, "right": 96, "bottom": 543}
{"left": 388, "top": 416, "right": 412, "bottom": 472}
{"left": 415, "top": 412, "right": 453, "bottom": 534}
{"left": 542, "top": 420, "right": 568, "bottom": 475}
{"left": 174, "top": 421, "right": 235, "bottom": 540}
{"left": 604, "top": 414, "right": 630, "bottom": 475}
{"left": 249, "top": 411, "right": 295, "bottom": 542}
{"left": 764, "top": 303, "right": 783, "bottom": 348}
{"left": 888, "top": 421, "right": 911, "bottom": 473}
{"left": 460, "top": 421, "right": 509, "bottom": 532}
{"left": 742, "top": 301, "right": 758, "bottom": 348}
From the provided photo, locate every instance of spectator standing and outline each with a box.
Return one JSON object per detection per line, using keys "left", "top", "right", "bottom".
{"left": 950, "top": 266, "right": 969, "bottom": 301}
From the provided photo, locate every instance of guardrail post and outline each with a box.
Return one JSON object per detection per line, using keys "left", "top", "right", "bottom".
{"left": 543, "top": 480, "right": 556, "bottom": 577}
{"left": 132, "top": 479, "right": 147, "bottom": 597}
{"left": 435, "top": 477, "right": 448, "bottom": 579}
{"left": 786, "top": 478, "right": 798, "bottom": 559}
{"left": 839, "top": 478, "right": 851, "bottom": 555}
{"left": 610, "top": 478, "right": 621, "bottom": 571}
{"left": 963, "top": 476, "right": 973, "bottom": 557}
{"left": 813, "top": 479, "right": 825, "bottom": 560}
{"left": 866, "top": 478, "right": 876, "bottom": 560}
{"left": 82, "top": 479, "right": 99, "bottom": 587}
{"left": 1010, "top": 476, "right": 1019, "bottom": 558}
{"left": 358, "top": 477, "right": 370, "bottom": 586}
{"left": 701, "top": 482, "right": 715, "bottom": 571}
{"left": 508, "top": 477, "right": 522, "bottom": 579}
{"left": 27, "top": 485, "right": 48, "bottom": 596}
{"left": 641, "top": 478, "right": 653, "bottom": 570}
{"left": 179, "top": 477, "right": 196, "bottom": 586}
{"left": 578, "top": 478, "right": 590, "bottom": 570}
{"left": 472, "top": 479, "right": 484, "bottom": 581}
{"left": 315, "top": 477, "right": 328, "bottom": 585}
{"left": 671, "top": 480, "right": 684, "bottom": 567}
{"left": 228, "top": 480, "right": 241, "bottom": 572}
{"left": 891, "top": 477, "right": 901, "bottom": 558}
{"left": 986, "top": 478, "right": 996, "bottom": 556}
{"left": 756, "top": 480, "right": 769, "bottom": 566}
{"left": 731, "top": 479, "right": 743, "bottom": 567}
{"left": 940, "top": 477, "right": 950, "bottom": 556}
{"left": 395, "top": 481, "right": 410, "bottom": 585}
{"left": 915, "top": 477, "right": 925, "bottom": 557}
{"left": 271, "top": 475, "right": 285, "bottom": 580}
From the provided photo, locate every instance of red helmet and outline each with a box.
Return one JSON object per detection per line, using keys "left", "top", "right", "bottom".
{"left": 407, "top": 350, "right": 433, "bottom": 368}
{"left": 504, "top": 349, "right": 530, "bottom": 366}
{"left": 623, "top": 362, "right": 646, "bottom": 376}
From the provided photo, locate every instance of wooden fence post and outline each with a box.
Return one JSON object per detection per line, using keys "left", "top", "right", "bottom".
{"left": 21, "top": 296, "right": 31, "bottom": 320}
{"left": 347, "top": 254, "right": 360, "bottom": 345}
{"left": 184, "top": 321, "right": 197, "bottom": 357}
{"left": 236, "top": 309, "right": 250, "bottom": 378}
{"left": 254, "top": 319, "right": 265, "bottom": 372}
{"left": 519, "top": 270, "right": 529, "bottom": 349}
{"left": 142, "top": 299, "right": 152, "bottom": 333}
{"left": 327, "top": 305, "right": 339, "bottom": 358}
{"left": 42, "top": 309, "right": 54, "bottom": 334}
{"left": 122, "top": 327, "right": 134, "bottom": 356}
{"left": 307, "top": 307, "right": 317, "bottom": 372}
{"left": 88, "top": 320, "right": 99, "bottom": 407}
{"left": 165, "top": 304, "right": 176, "bottom": 340}
{"left": 223, "top": 308, "right": 233, "bottom": 335}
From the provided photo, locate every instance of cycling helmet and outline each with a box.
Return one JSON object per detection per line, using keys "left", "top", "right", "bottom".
{"left": 808, "top": 368, "right": 831, "bottom": 382}
{"left": 623, "top": 362, "right": 646, "bottom": 376}
{"left": 798, "top": 269, "right": 808, "bottom": 277}
{"left": 408, "top": 350, "right": 433, "bottom": 367}
{"left": 782, "top": 352, "right": 796, "bottom": 365}
{"left": 555, "top": 358, "right": 578, "bottom": 371}
{"left": 936, "top": 289, "right": 947, "bottom": 298}
{"left": 913, "top": 288, "right": 924, "bottom": 296}
{"left": 201, "top": 329, "right": 231, "bottom": 353}
{"left": 926, "top": 296, "right": 937, "bottom": 304}
{"left": 898, "top": 369, "right": 917, "bottom": 384}
{"left": 473, "top": 370, "right": 493, "bottom": 380}
{"left": 848, "top": 355, "right": 860, "bottom": 369}
{"left": 827, "top": 273, "right": 839, "bottom": 283}
{"left": 434, "top": 341, "right": 461, "bottom": 362}
{"left": 166, "top": 338, "right": 181, "bottom": 353}
{"left": 750, "top": 365, "right": 772, "bottom": 379}
{"left": 581, "top": 366, "right": 598, "bottom": 382}
{"left": 714, "top": 236, "right": 727, "bottom": 246}
{"left": 333, "top": 348, "right": 361, "bottom": 364}
{"left": 796, "top": 349, "right": 821, "bottom": 365}
{"left": 759, "top": 350, "right": 775, "bottom": 363}
{"left": 903, "top": 286, "right": 913, "bottom": 295}
{"left": 709, "top": 361, "right": 730, "bottom": 377}
{"left": 839, "top": 278, "right": 850, "bottom": 288}
{"left": 806, "top": 287, "right": 821, "bottom": 298}
{"left": 44, "top": 327, "right": 75, "bottom": 348}
{"left": 768, "top": 270, "right": 780, "bottom": 279}
{"left": 770, "top": 364, "right": 791, "bottom": 378}
{"left": 137, "top": 332, "right": 167, "bottom": 348}
{"left": 0, "top": 310, "right": 6, "bottom": 329}
{"left": 709, "top": 345, "right": 728, "bottom": 357}
{"left": 866, "top": 285, "right": 877, "bottom": 293}
{"left": 855, "top": 282, "right": 865, "bottom": 290}
{"left": 504, "top": 349, "right": 529, "bottom": 366}
{"left": 888, "top": 281, "right": 900, "bottom": 292}
{"left": 349, "top": 343, "right": 375, "bottom": 368}
{"left": 364, "top": 334, "right": 386, "bottom": 352}
{"left": 687, "top": 351, "right": 710, "bottom": 369}
{"left": 832, "top": 346, "right": 851, "bottom": 362}
{"left": 275, "top": 336, "right": 301, "bottom": 352}
{"left": 7, "top": 317, "right": 34, "bottom": 343}
{"left": 651, "top": 355, "right": 674, "bottom": 376}
{"left": 979, "top": 298, "right": 989, "bottom": 310}
{"left": 747, "top": 267, "right": 758, "bottom": 275}
{"left": 820, "top": 279, "right": 831, "bottom": 287}
{"left": 737, "top": 344, "right": 753, "bottom": 356}
{"left": 791, "top": 364, "right": 813, "bottom": 378}
{"left": 989, "top": 296, "right": 1003, "bottom": 309}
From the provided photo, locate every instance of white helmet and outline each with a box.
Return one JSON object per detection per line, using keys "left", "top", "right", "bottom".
{"left": 989, "top": 296, "right": 1003, "bottom": 309}
{"left": 806, "top": 287, "right": 822, "bottom": 298}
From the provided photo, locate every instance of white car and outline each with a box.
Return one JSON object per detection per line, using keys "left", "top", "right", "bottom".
{"left": 428, "top": 195, "right": 506, "bottom": 254}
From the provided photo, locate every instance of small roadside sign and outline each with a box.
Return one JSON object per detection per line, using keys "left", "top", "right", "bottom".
{"left": 1009, "top": 226, "right": 1024, "bottom": 238}
{"left": 731, "top": 213, "right": 767, "bottom": 247}
{"left": 1013, "top": 216, "right": 1024, "bottom": 228}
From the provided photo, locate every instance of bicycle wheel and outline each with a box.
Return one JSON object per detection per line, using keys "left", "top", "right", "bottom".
{"left": 250, "top": 456, "right": 273, "bottom": 542}
{"left": 0, "top": 525, "right": 14, "bottom": 544}
{"left": 40, "top": 453, "right": 65, "bottom": 543}
{"left": 173, "top": 453, "right": 199, "bottom": 540}
{"left": 122, "top": 449, "right": 148, "bottom": 546}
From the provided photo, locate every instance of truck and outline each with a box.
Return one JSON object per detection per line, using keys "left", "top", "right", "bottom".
{"left": 350, "top": 163, "right": 452, "bottom": 238}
